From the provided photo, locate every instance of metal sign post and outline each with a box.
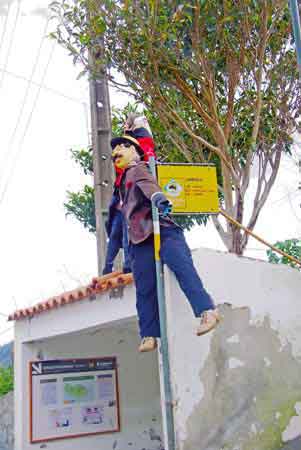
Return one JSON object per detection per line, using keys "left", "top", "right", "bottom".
{"left": 148, "top": 160, "right": 219, "bottom": 450}
{"left": 149, "top": 157, "right": 175, "bottom": 450}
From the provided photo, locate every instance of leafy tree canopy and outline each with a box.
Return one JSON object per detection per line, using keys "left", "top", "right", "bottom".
{"left": 65, "top": 103, "right": 210, "bottom": 232}
{"left": 51, "top": 0, "right": 301, "bottom": 254}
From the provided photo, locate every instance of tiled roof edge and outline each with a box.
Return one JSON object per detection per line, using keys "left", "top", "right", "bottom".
{"left": 8, "top": 272, "right": 133, "bottom": 322}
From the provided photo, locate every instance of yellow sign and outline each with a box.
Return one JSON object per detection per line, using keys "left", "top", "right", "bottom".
{"left": 157, "top": 164, "right": 219, "bottom": 214}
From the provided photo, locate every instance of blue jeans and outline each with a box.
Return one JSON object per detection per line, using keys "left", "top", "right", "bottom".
{"left": 130, "top": 227, "right": 215, "bottom": 338}
{"left": 103, "top": 211, "right": 131, "bottom": 274}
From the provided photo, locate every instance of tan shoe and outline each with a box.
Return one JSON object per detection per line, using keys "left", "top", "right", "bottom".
{"left": 196, "top": 309, "right": 221, "bottom": 336}
{"left": 139, "top": 337, "right": 157, "bottom": 353}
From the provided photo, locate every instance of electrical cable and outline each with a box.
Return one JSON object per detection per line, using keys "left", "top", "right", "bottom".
{"left": 0, "top": 40, "right": 56, "bottom": 206}
{"left": 267, "top": 188, "right": 299, "bottom": 207}
{"left": 0, "top": 2, "right": 12, "bottom": 59}
{"left": 0, "top": 326, "right": 13, "bottom": 337}
{"left": 82, "top": 100, "right": 91, "bottom": 145}
{"left": 0, "top": 66, "right": 86, "bottom": 104}
{"left": 0, "top": 16, "right": 50, "bottom": 172}
{"left": 287, "top": 189, "right": 301, "bottom": 224}
{"left": 11, "top": 296, "right": 17, "bottom": 309}
{"left": 0, "top": 0, "right": 21, "bottom": 91}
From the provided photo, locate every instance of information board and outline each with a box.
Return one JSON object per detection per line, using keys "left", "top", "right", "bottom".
{"left": 157, "top": 163, "right": 219, "bottom": 214}
{"left": 30, "top": 357, "right": 120, "bottom": 443}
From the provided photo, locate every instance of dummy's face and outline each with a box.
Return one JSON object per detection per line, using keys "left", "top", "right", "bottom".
{"left": 112, "top": 143, "right": 139, "bottom": 169}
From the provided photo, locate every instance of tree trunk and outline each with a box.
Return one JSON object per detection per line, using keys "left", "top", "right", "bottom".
{"left": 229, "top": 227, "right": 244, "bottom": 255}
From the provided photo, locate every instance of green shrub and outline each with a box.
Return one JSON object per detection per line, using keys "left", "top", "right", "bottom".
{"left": 0, "top": 366, "right": 13, "bottom": 396}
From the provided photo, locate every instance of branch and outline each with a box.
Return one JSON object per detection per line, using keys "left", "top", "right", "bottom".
{"left": 224, "top": 60, "right": 240, "bottom": 142}
{"left": 251, "top": 4, "right": 268, "bottom": 144}
{"left": 242, "top": 145, "right": 282, "bottom": 248}
{"left": 153, "top": 87, "right": 239, "bottom": 182}
{"left": 211, "top": 215, "right": 231, "bottom": 251}
{"left": 172, "top": 71, "right": 216, "bottom": 128}
{"left": 241, "top": 3, "right": 269, "bottom": 196}
{"left": 154, "top": 106, "right": 194, "bottom": 161}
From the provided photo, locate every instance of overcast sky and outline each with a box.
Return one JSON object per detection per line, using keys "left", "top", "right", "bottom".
{"left": 0, "top": 0, "right": 301, "bottom": 345}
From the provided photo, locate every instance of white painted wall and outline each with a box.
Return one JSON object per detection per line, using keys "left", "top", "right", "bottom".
{"left": 164, "top": 248, "right": 301, "bottom": 450}
{"left": 15, "top": 321, "right": 163, "bottom": 450}
{"left": 16, "top": 283, "right": 137, "bottom": 343}
{"left": 14, "top": 248, "right": 301, "bottom": 450}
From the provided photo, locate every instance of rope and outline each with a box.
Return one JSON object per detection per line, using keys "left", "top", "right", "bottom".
{"left": 219, "top": 210, "right": 301, "bottom": 267}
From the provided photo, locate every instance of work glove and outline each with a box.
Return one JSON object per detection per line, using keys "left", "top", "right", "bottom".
{"left": 152, "top": 193, "right": 173, "bottom": 217}
{"left": 158, "top": 199, "right": 172, "bottom": 217}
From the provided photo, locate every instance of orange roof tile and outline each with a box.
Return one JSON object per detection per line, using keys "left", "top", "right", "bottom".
{"left": 8, "top": 271, "right": 134, "bottom": 322}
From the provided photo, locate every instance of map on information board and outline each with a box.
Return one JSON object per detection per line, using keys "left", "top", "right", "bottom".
{"left": 30, "top": 358, "right": 120, "bottom": 443}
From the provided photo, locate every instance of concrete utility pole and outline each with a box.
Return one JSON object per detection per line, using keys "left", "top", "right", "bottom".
{"left": 89, "top": 72, "right": 113, "bottom": 275}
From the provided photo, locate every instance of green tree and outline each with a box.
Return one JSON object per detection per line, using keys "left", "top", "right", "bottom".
{"left": 65, "top": 103, "right": 209, "bottom": 232}
{"left": 51, "top": 0, "right": 301, "bottom": 254}
{"left": 267, "top": 238, "right": 301, "bottom": 270}
{"left": 0, "top": 367, "right": 13, "bottom": 397}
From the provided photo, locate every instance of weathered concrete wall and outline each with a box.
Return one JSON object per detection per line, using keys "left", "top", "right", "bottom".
{"left": 0, "top": 391, "right": 14, "bottom": 449}
{"left": 165, "top": 248, "right": 301, "bottom": 450}
{"left": 14, "top": 247, "right": 301, "bottom": 450}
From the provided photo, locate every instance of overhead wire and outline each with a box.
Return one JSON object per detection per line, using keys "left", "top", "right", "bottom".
{"left": 267, "top": 188, "right": 300, "bottom": 207}
{"left": 11, "top": 296, "right": 18, "bottom": 311}
{"left": 0, "top": 2, "right": 12, "bottom": 59}
{"left": 0, "top": 0, "right": 21, "bottom": 91}
{"left": 0, "top": 66, "right": 87, "bottom": 104}
{"left": 0, "top": 16, "right": 50, "bottom": 174}
{"left": 0, "top": 326, "right": 13, "bottom": 337}
{"left": 0, "top": 64, "right": 90, "bottom": 144}
{"left": 0, "top": 4, "right": 90, "bottom": 324}
{"left": 287, "top": 188, "right": 301, "bottom": 224}
{"left": 0, "top": 39, "right": 56, "bottom": 206}
{"left": 82, "top": 99, "right": 91, "bottom": 145}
